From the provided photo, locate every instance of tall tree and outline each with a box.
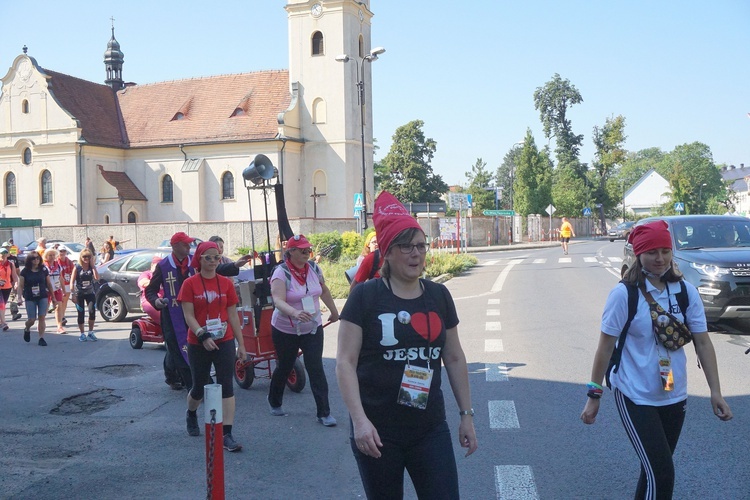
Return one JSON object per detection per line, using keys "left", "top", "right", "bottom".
{"left": 533, "top": 73, "right": 585, "bottom": 176}
{"left": 378, "top": 120, "right": 448, "bottom": 202}
{"left": 662, "top": 142, "right": 723, "bottom": 214}
{"left": 495, "top": 145, "right": 523, "bottom": 210}
{"left": 551, "top": 165, "right": 589, "bottom": 217}
{"left": 591, "top": 115, "right": 627, "bottom": 229}
{"left": 465, "top": 158, "right": 495, "bottom": 211}
{"left": 513, "top": 130, "right": 553, "bottom": 216}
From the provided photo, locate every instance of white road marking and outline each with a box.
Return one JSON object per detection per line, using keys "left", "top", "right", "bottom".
{"left": 532, "top": 258, "right": 546, "bottom": 264}
{"left": 488, "top": 299, "right": 500, "bottom": 305}
{"left": 483, "top": 260, "right": 500, "bottom": 266}
{"left": 488, "top": 400, "right": 519, "bottom": 429}
{"left": 485, "top": 339, "right": 504, "bottom": 351}
{"left": 485, "top": 322, "right": 502, "bottom": 332}
{"left": 491, "top": 259, "right": 523, "bottom": 293}
{"left": 583, "top": 257, "right": 597, "bottom": 263}
{"left": 485, "top": 363, "right": 509, "bottom": 382}
{"left": 558, "top": 257, "right": 571, "bottom": 263}
{"left": 494, "top": 465, "right": 539, "bottom": 500}
{"left": 487, "top": 309, "right": 501, "bottom": 316}
{"left": 608, "top": 256, "right": 623, "bottom": 262}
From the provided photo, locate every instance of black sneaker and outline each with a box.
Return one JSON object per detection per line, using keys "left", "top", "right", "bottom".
{"left": 186, "top": 410, "right": 200, "bottom": 436}
{"left": 23, "top": 329, "right": 30, "bottom": 342}
{"left": 61, "top": 318, "right": 67, "bottom": 326}
{"left": 223, "top": 434, "right": 242, "bottom": 452}
{"left": 12, "top": 314, "right": 22, "bottom": 321}
{"left": 38, "top": 338, "right": 47, "bottom": 347}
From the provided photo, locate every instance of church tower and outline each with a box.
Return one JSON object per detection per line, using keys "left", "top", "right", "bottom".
{"left": 104, "top": 24, "right": 124, "bottom": 91}
{"left": 285, "top": 0, "right": 378, "bottom": 223}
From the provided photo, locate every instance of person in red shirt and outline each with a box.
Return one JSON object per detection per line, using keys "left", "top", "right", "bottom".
{"left": 178, "top": 241, "right": 246, "bottom": 452}
{"left": 56, "top": 248, "right": 75, "bottom": 328}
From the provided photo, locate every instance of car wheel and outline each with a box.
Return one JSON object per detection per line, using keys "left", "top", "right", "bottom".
{"left": 99, "top": 292, "right": 128, "bottom": 322}
{"left": 610, "top": 239, "right": 615, "bottom": 242}
{"left": 129, "top": 325, "right": 144, "bottom": 349}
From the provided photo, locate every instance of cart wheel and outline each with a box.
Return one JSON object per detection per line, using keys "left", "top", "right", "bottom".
{"left": 129, "top": 325, "right": 143, "bottom": 349}
{"left": 234, "top": 357, "right": 255, "bottom": 389}
{"left": 286, "top": 358, "right": 306, "bottom": 393}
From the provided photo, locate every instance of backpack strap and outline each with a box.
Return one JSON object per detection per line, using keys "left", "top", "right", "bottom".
{"left": 368, "top": 249, "right": 381, "bottom": 280}
{"left": 606, "top": 281, "right": 639, "bottom": 388}
{"left": 676, "top": 280, "right": 688, "bottom": 317}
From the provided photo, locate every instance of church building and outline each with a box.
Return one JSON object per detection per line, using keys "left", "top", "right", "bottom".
{"left": 0, "top": 0, "right": 378, "bottom": 227}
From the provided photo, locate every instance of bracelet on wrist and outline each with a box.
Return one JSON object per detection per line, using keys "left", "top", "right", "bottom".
{"left": 587, "top": 381, "right": 603, "bottom": 391}
{"left": 586, "top": 391, "right": 602, "bottom": 400}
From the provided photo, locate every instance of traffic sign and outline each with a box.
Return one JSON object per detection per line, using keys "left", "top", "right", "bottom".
{"left": 674, "top": 202, "right": 684, "bottom": 212}
{"left": 545, "top": 204, "right": 556, "bottom": 216}
{"left": 353, "top": 193, "right": 364, "bottom": 217}
{"left": 483, "top": 210, "right": 515, "bottom": 216}
{"left": 583, "top": 207, "right": 592, "bottom": 217}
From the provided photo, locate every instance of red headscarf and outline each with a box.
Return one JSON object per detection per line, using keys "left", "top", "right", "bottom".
{"left": 628, "top": 220, "right": 673, "bottom": 256}
{"left": 190, "top": 241, "right": 220, "bottom": 271}
{"left": 372, "top": 191, "right": 423, "bottom": 255}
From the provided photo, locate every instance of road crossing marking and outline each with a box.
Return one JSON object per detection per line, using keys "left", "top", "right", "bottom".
{"left": 608, "top": 256, "right": 623, "bottom": 262}
{"left": 488, "top": 299, "right": 500, "bottom": 305}
{"left": 488, "top": 400, "right": 519, "bottom": 429}
{"left": 485, "top": 339, "right": 504, "bottom": 351}
{"left": 532, "top": 258, "right": 546, "bottom": 264}
{"left": 583, "top": 257, "right": 597, "bottom": 263}
{"left": 558, "top": 257, "right": 571, "bottom": 263}
{"left": 491, "top": 259, "right": 523, "bottom": 293}
{"left": 487, "top": 309, "right": 501, "bottom": 316}
{"left": 485, "top": 322, "right": 502, "bottom": 331}
{"left": 485, "top": 363, "right": 509, "bottom": 382}
{"left": 494, "top": 465, "right": 539, "bottom": 500}
{"left": 482, "top": 260, "right": 500, "bottom": 266}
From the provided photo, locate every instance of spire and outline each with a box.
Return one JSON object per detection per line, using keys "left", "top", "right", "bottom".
{"left": 104, "top": 18, "right": 124, "bottom": 91}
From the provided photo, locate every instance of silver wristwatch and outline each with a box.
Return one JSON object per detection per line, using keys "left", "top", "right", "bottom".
{"left": 459, "top": 408, "right": 475, "bottom": 416}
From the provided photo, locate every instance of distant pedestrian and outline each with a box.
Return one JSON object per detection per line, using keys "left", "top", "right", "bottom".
{"left": 43, "top": 249, "right": 66, "bottom": 334}
{"left": 69, "top": 249, "right": 100, "bottom": 342}
{"left": 35, "top": 237, "right": 47, "bottom": 258}
{"left": 0, "top": 248, "right": 18, "bottom": 330}
{"left": 84, "top": 237, "right": 96, "bottom": 255}
{"left": 560, "top": 217, "right": 575, "bottom": 255}
{"left": 18, "top": 252, "right": 57, "bottom": 346}
{"left": 57, "top": 247, "right": 75, "bottom": 329}
{"left": 2, "top": 242, "right": 22, "bottom": 321}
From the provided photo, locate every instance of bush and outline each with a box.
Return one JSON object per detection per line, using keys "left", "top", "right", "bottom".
{"left": 318, "top": 256, "right": 357, "bottom": 298}
{"left": 425, "top": 251, "right": 477, "bottom": 278}
{"left": 307, "top": 231, "right": 342, "bottom": 261}
{"left": 341, "top": 231, "right": 364, "bottom": 259}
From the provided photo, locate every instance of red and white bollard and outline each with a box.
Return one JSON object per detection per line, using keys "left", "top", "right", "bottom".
{"left": 204, "top": 384, "right": 225, "bottom": 500}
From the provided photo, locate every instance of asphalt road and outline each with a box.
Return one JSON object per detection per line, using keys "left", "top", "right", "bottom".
{"left": 1, "top": 241, "right": 748, "bottom": 499}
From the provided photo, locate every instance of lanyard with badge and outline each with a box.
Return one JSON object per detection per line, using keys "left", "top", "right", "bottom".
{"left": 392, "top": 279, "right": 434, "bottom": 410}
{"left": 200, "top": 276, "right": 227, "bottom": 340}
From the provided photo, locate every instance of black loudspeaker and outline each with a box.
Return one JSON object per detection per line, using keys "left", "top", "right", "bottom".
{"left": 242, "top": 154, "right": 275, "bottom": 185}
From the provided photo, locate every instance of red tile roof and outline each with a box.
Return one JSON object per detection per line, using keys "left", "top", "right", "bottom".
{"left": 43, "top": 69, "right": 127, "bottom": 147}
{"left": 97, "top": 165, "right": 147, "bottom": 201}
{"left": 117, "top": 71, "right": 291, "bottom": 148}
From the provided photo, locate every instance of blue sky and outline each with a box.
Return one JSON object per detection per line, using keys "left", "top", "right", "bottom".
{"left": 2, "top": 1, "right": 748, "bottom": 186}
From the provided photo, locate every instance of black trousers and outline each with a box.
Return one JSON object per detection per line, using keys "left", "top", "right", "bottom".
{"left": 269, "top": 325, "right": 330, "bottom": 418}
{"left": 162, "top": 315, "right": 192, "bottom": 389}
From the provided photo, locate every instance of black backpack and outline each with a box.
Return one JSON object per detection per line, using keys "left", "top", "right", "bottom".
{"left": 605, "top": 280, "right": 688, "bottom": 388}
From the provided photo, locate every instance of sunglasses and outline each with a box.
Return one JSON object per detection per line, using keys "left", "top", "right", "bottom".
{"left": 81, "top": 256, "right": 91, "bottom": 259}
{"left": 295, "top": 248, "right": 312, "bottom": 255}
{"left": 201, "top": 255, "right": 220, "bottom": 262}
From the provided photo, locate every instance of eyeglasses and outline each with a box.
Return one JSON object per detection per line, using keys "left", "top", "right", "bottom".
{"left": 201, "top": 255, "right": 220, "bottom": 262}
{"left": 397, "top": 243, "right": 428, "bottom": 254}
{"left": 369, "top": 240, "right": 378, "bottom": 246}
{"left": 81, "top": 256, "right": 91, "bottom": 259}
{"left": 295, "top": 248, "right": 312, "bottom": 255}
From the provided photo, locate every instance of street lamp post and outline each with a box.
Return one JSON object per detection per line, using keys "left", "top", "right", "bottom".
{"left": 698, "top": 182, "right": 707, "bottom": 212}
{"left": 336, "top": 47, "right": 386, "bottom": 232}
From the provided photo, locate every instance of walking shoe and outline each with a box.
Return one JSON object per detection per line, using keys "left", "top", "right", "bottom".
{"left": 79, "top": 333, "right": 88, "bottom": 342}
{"left": 268, "top": 397, "right": 287, "bottom": 416}
{"left": 169, "top": 382, "right": 184, "bottom": 391}
{"left": 186, "top": 410, "right": 200, "bottom": 436}
{"left": 223, "top": 434, "right": 242, "bottom": 452}
{"left": 57, "top": 327, "right": 67, "bottom": 334}
{"left": 62, "top": 318, "right": 67, "bottom": 326}
{"left": 317, "top": 415, "right": 337, "bottom": 427}
{"left": 23, "top": 328, "right": 30, "bottom": 342}
{"left": 2, "top": 323, "right": 9, "bottom": 331}
{"left": 38, "top": 338, "right": 47, "bottom": 346}
{"left": 87, "top": 331, "right": 98, "bottom": 341}
{"left": 12, "top": 313, "right": 22, "bottom": 321}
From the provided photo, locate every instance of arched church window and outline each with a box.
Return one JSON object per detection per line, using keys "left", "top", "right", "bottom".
{"left": 222, "top": 172, "right": 234, "bottom": 200}
{"left": 127, "top": 211, "right": 137, "bottom": 223}
{"left": 162, "top": 175, "right": 173, "bottom": 203}
{"left": 312, "top": 31, "right": 324, "bottom": 56}
{"left": 22, "top": 148, "right": 32, "bottom": 165}
{"left": 41, "top": 170, "right": 52, "bottom": 204}
{"left": 104, "top": 215, "right": 110, "bottom": 224}
{"left": 312, "top": 98, "right": 327, "bottom": 124}
{"left": 22, "top": 100, "right": 29, "bottom": 114}
{"left": 5, "top": 172, "right": 17, "bottom": 206}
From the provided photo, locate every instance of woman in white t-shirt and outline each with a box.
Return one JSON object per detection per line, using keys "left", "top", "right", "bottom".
{"left": 581, "top": 220, "right": 732, "bottom": 499}
{"left": 267, "top": 234, "right": 339, "bottom": 426}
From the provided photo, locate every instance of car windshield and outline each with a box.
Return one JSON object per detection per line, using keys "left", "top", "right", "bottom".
{"left": 673, "top": 220, "right": 750, "bottom": 249}
{"left": 64, "top": 243, "right": 85, "bottom": 252}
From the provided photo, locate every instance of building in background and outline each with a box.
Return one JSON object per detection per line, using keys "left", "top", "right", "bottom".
{"left": 623, "top": 168, "right": 671, "bottom": 217}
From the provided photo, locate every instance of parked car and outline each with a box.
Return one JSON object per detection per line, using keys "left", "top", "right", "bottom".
{"left": 46, "top": 241, "right": 84, "bottom": 263}
{"left": 17, "top": 239, "right": 64, "bottom": 267}
{"left": 609, "top": 221, "right": 635, "bottom": 242}
{"left": 622, "top": 215, "right": 750, "bottom": 322}
{"left": 96, "top": 249, "right": 169, "bottom": 322}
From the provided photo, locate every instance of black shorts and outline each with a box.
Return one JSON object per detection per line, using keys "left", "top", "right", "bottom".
{"left": 561, "top": 237, "right": 570, "bottom": 243}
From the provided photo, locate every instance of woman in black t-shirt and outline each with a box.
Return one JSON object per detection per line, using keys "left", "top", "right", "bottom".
{"left": 18, "top": 252, "right": 57, "bottom": 346}
{"left": 337, "top": 192, "right": 477, "bottom": 499}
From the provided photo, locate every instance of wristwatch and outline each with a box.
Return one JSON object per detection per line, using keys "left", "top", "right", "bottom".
{"left": 459, "top": 408, "right": 475, "bottom": 416}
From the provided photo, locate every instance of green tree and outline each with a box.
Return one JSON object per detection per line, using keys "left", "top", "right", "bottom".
{"left": 662, "top": 142, "right": 723, "bottom": 214}
{"left": 495, "top": 145, "right": 523, "bottom": 210}
{"left": 591, "top": 115, "right": 627, "bottom": 229}
{"left": 513, "top": 130, "right": 553, "bottom": 216}
{"left": 552, "top": 165, "right": 589, "bottom": 217}
{"left": 465, "top": 158, "right": 495, "bottom": 212}
{"left": 378, "top": 120, "right": 448, "bottom": 202}
{"left": 533, "top": 73, "right": 585, "bottom": 176}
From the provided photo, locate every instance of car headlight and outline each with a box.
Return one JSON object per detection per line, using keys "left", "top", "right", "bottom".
{"left": 689, "top": 262, "right": 730, "bottom": 277}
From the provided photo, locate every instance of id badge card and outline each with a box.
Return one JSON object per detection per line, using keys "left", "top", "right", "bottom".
{"left": 659, "top": 356, "right": 674, "bottom": 392}
{"left": 31, "top": 285, "right": 40, "bottom": 297}
{"left": 301, "top": 296, "right": 316, "bottom": 315}
{"left": 397, "top": 365, "right": 433, "bottom": 410}
{"left": 206, "top": 317, "right": 224, "bottom": 339}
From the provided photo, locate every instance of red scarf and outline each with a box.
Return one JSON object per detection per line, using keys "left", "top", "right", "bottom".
{"left": 173, "top": 253, "right": 189, "bottom": 278}
{"left": 284, "top": 256, "right": 308, "bottom": 286}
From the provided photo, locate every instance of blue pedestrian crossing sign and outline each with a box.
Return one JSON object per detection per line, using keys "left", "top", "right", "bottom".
{"left": 582, "top": 207, "right": 592, "bottom": 217}
{"left": 674, "top": 202, "right": 685, "bottom": 212}
{"left": 353, "top": 193, "right": 364, "bottom": 218}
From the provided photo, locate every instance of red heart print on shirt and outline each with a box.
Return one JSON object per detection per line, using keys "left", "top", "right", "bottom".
{"left": 410, "top": 312, "right": 442, "bottom": 341}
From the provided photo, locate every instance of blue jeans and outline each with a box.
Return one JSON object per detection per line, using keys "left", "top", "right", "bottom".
{"left": 351, "top": 419, "right": 459, "bottom": 499}
{"left": 25, "top": 298, "right": 49, "bottom": 321}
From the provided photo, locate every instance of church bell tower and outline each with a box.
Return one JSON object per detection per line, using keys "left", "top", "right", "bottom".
{"left": 104, "top": 23, "right": 124, "bottom": 91}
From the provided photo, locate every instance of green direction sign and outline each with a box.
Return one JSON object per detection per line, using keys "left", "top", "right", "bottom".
{"left": 483, "top": 210, "right": 515, "bottom": 216}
